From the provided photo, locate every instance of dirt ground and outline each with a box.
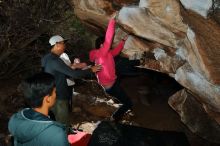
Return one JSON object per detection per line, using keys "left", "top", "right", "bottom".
{"left": 0, "top": 69, "right": 220, "bottom": 146}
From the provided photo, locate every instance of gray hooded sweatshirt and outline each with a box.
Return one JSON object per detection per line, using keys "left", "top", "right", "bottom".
{"left": 8, "top": 108, "right": 69, "bottom": 146}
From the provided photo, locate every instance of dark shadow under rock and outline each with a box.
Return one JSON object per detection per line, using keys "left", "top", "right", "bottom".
{"left": 88, "top": 121, "right": 190, "bottom": 146}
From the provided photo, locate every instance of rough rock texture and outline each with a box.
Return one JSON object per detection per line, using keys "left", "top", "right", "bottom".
{"left": 72, "top": 0, "right": 220, "bottom": 143}
{"left": 71, "top": 80, "right": 118, "bottom": 118}
{"left": 168, "top": 89, "right": 220, "bottom": 143}
{"left": 211, "top": 0, "right": 220, "bottom": 24}
{"left": 72, "top": 0, "right": 139, "bottom": 35}
{"left": 179, "top": 0, "right": 213, "bottom": 18}
{"left": 73, "top": 94, "right": 117, "bottom": 117}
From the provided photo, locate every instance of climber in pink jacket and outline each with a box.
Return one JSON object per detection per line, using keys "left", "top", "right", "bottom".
{"left": 89, "top": 17, "right": 132, "bottom": 122}
{"left": 89, "top": 18, "right": 126, "bottom": 89}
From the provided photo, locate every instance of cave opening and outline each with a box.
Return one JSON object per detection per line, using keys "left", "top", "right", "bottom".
{"left": 119, "top": 67, "right": 183, "bottom": 129}
{"left": 99, "top": 66, "right": 217, "bottom": 146}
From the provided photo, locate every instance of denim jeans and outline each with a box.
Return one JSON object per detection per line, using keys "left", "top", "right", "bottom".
{"left": 51, "top": 99, "right": 69, "bottom": 125}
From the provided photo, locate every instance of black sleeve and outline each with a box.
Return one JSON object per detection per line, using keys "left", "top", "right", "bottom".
{"left": 52, "top": 58, "right": 92, "bottom": 79}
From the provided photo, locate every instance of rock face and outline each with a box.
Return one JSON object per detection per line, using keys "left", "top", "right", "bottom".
{"left": 72, "top": 0, "right": 220, "bottom": 142}
{"left": 180, "top": 0, "right": 213, "bottom": 18}
{"left": 72, "top": 80, "right": 118, "bottom": 118}
{"left": 168, "top": 89, "right": 220, "bottom": 143}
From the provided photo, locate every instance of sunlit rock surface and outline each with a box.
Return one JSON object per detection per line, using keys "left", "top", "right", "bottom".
{"left": 139, "top": 0, "right": 187, "bottom": 33}
{"left": 180, "top": 0, "right": 213, "bottom": 18}
{"left": 72, "top": 0, "right": 139, "bottom": 34}
{"left": 117, "top": 6, "right": 185, "bottom": 48}
{"left": 72, "top": 0, "right": 220, "bottom": 142}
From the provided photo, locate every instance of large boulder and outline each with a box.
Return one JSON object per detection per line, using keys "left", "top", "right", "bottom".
{"left": 179, "top": 0, "right": 213, "bottom": 18}
{"left": 72, "top": 0, "right": 220, "bottom": 142}
{"left": 168, "top": 89, "right": 220, "bottom": 143}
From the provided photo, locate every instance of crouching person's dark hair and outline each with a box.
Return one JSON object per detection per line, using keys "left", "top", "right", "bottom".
{"left": 21, "top": 72, "right": 55, "bottom": 108}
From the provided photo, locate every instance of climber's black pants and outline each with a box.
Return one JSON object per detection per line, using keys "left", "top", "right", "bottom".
{"left": 115, "top": 56, "right": 141, "bottom": 77}
{"left": 105, "top": 79, "right": 133, "bottom": 121}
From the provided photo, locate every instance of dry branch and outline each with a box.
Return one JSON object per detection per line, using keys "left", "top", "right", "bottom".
{"left": 0, "top": 0, "right": 72, "bottom": 79}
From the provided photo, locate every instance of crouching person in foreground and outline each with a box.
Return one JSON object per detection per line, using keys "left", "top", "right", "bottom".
{"left": 8, "top": 72, "right": 70, "bottom": 146}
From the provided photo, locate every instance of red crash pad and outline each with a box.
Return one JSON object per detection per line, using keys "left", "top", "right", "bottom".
{"left": 68, "top": 131, "right": 91, "bottom": 146}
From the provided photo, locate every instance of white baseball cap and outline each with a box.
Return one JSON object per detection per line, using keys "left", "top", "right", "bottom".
{"left": 49, "top": 35, "right": 68, "bottom": 46}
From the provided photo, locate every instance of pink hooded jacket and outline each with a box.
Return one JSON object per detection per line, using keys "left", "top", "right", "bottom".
{"left": 89, "top": 19, "right": 125, "bottom": 87}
